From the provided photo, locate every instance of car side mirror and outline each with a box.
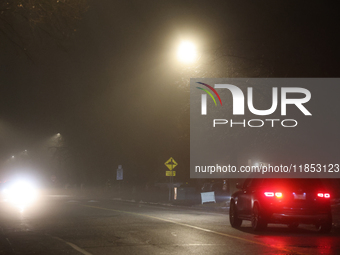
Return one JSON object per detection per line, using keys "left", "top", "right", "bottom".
{"left": 236, "top": 183, "right": 242, "bottom": 189}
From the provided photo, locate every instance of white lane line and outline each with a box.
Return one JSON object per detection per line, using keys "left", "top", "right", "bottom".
{"left": 5, "top": 237, "right": 15, "bottom": 253}
{"left": 81, "top": 204, "right": 306, "bottom": 255}
{"left": 46, "top": 234, "right": 93, "bottom": 255}
{"left": 168, "top": 217, "right": 180, "bottom": 221}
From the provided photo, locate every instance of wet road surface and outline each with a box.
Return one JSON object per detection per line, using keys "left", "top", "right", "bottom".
{"left": 0, "top": 198, "right": 339, "bottom": 254}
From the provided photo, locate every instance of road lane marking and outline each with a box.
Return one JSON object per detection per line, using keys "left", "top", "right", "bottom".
{"left": 168, "top": 217, "right": 181, "bottom": 221}
{"left": 79, "top": 204, "right": 307, "bottom": 255}
{"left": 5, "top": 237, "right": 15, "bottom": 254}
{"left": 46, "top": 234, "right": 93, "bottom": 255}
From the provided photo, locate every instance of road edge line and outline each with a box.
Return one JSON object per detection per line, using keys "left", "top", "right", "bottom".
{"left": 45, "top": 234, "right": 93, "bottom": 255}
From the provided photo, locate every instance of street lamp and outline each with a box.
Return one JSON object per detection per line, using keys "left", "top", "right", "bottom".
{"left": 177, "top": 41, "right": 197, "bottom": 63}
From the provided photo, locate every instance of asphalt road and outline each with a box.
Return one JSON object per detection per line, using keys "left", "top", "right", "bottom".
{"left": 1, "top": 198, "right": 340, "bottom": 255}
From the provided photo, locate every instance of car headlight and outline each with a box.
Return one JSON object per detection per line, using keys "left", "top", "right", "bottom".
{"left": 4, "top": 181, "right": 38, "bottom": 211}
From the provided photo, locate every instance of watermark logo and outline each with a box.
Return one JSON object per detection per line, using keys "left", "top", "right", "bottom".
{"left": 196, "top": 82, "right": 222, "bottom": 115}
{"left": 199, "top": 84, "right": 312, "bottom": 116}
{"left": 190, "top": 78, "right": 339, "bottom": 179}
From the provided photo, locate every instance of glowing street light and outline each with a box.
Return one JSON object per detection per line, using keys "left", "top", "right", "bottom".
{"left": 11, "top": 156, "right": 15, "bottom": 159}
{"left": 177, "top": 41, "right": 197, "bottom": 63}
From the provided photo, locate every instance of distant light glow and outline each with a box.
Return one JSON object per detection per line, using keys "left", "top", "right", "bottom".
{"left": 177, "top": 41, "right": 197, "bottom": 63}
{"left": 11, "top": 156, "right": 15, "bottom": 158}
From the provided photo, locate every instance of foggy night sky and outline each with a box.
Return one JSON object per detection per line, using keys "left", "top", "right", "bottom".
{"left": 0, "top": 1, "right": 339, "bottom": 184}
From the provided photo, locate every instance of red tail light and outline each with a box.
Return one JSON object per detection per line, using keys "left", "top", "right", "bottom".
{"left": 264, "top": 192, "right": 274, "bottom": 197}
{"left": 317, "top": 193, "right": 330, "bottom": 198}
{"left": 275, "top": 192, "right": 283, "bottom": 198}
{"left": 264, "top": 192, "right": 283, "bottom": 198}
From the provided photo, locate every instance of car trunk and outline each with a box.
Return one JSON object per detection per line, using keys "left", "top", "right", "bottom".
{"left": 262, "top": 179, "right": 330, "bottom": 214}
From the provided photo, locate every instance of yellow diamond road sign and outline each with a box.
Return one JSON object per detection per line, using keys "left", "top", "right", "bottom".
{"left": 166, "top": 171, "right": 176, "bottom": 176}
{"left": 165, "top": 157, "right": 178, "bottom": 170}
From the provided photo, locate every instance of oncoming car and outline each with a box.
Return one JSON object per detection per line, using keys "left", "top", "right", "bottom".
{"left": 229, "top": 178, "right": 332, "bottom": 233}
{"left": 1, "top": 179, "right": 38, "bottom": 212}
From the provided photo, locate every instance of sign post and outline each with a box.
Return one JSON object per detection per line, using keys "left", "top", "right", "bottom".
{"left": 116, "top": 165, "right": 123, "bottom": 195}
{"left": 164, "top": 157, "right": 178, "bottom": 201}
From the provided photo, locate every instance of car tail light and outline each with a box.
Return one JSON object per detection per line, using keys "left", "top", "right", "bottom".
{"left": 264, "top": 192, "right": 274, "bottom": 197}
{"left": 264, "top": 192, "right": 283, "bottom": 198}
{"left": 317, "top": 192, "right": 330, "bottom": 198}
{"left": 275, "top": 192, "right": 283, "bottom": 198}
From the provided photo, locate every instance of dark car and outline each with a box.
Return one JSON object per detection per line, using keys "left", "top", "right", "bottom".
{"left": 229, "top": 178, "right": 332, "bottom": 233}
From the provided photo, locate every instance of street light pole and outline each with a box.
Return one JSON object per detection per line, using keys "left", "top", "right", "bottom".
{"left": 166, "top": 41, "right": 196, "bottom": 201}
{"left": 171, "top": 164, "right": 173, "bottom": 201}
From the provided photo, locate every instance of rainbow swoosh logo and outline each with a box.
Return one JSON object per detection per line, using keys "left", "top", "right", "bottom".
{"left": 196, "top": 82, "right": 222, "bottom": 106}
